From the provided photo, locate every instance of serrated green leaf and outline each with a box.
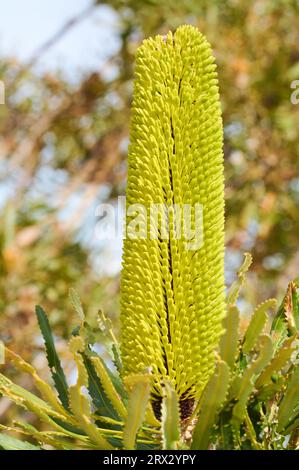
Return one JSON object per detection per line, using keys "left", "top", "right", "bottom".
{"left": 161, "top": 381, "right": 180, "bottom": 450}
{"left": 289, "top": 282, "right": 299, "bottom": 331}
{"left": 284, "top": 414, "right": 299, "bottom": 435}
{"left": 8, "top": 422, "right": 82, "bottom": 450}
{"left": 256, "top": 336, "right": 297, "bottom": 388}
{"left": 35, "top": 305, "right": 69, "bottom": 411}
{"left": 277, "top": 366, "right": 299, "bottom": 432}
{"left": 232, "top": 335, "right": 273, "bottom": 423}
{"left": 68, "top": 336, "right": 114, "bottom": 450}
{"left": 5, "top": 347, "right": 69, "bottom": 419}
{"left": 69, "top": 288, "right": 84, "bottom": 321}
{"left": 91, "top": 356, "right": 127, "bottom": 420}
{"left": 68, "top": 385, "right": 114, "bottom": 449}
{"left": 227, "top": 253, "right": 252, "bottom": 306}
{"left": 123, "top": 375, "right": 151, "bottom": 450}
{"left": 271, "top": 282, "right": 299, "bottom": 348}
{"left": 218, "top": 411, "right": 234, "bottom": 450}
{"left": 243, "top": 410, "right": 262, "bottom": 450}
{"left": 191, "top": 361, "right": 230, "bottom": 450}
{"left": 0, "top": 373, "right": 61, "bottom": 418}
{"left": 0, "top": 373, "right": 87, "bottom": 441}
{"left": 112, "top": 343, "right": 123, "bottom": 374}
{"left": 256, "top": 378, "right": 284, "bottom": 401}
{"left": 0, "top": 433, "right": 40, "bottom": 450}
{"left": 145, "top": 401, "right": 160, "bottom": 428}
{"left": 98, "top": 310, "right": 117, "bottom": 344}
{"left": 242, "top": 299, "right": 276, "bottom": 354}
{"left": 82, "top": 354, "right": 121, "bottom": 421}
{"left": 219, "top": 306, "right": 240, "bottom": 369}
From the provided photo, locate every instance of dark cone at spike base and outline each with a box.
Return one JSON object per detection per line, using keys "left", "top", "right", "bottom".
{"left": 151, "top": 396, "right": 195, "bottom": 421}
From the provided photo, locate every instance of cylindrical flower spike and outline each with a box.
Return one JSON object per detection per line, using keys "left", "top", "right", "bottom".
{"left": 120, "top": 25, "right": 225, "bottom": 418}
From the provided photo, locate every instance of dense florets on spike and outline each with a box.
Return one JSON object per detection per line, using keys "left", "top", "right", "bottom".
{"left": 120, "top": 25, "right": 225, "bottom": 407}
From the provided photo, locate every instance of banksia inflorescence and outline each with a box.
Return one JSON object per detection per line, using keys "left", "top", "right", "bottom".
{"left": 120, "top": 25, "right": 225, "bottom": 418}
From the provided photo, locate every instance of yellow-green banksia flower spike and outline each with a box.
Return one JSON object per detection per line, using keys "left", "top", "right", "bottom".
{"left": 120, "top": 25, "right": 225, "bottom": 419}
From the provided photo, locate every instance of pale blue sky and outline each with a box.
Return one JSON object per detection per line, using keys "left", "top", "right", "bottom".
{"left": 0, "top": 1, "right": 123, "bottom": 275}
{"left": 0, "top": 0, "right": 120, "bottom": 81}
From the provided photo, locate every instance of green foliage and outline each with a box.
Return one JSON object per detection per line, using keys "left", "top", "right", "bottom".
{"left": 0, "top": 433, "right": 40, "bottom": 450}
{"left": 226, "top": 252, "right": 252, "bottom": 307}
{"left": 0, "top": 266, "right": 298, "bottom": 449}
{"left": 200, "top": 257, "right": 299, "bottom": 450}
{"left": 277, "top": 367, "right": 299, "bottom": 434}
{"left": 242, "top": 299, "right": 276, "bottom": 354}
{"left": 191, "top": 360, "right": 230, "bottom": 450}
{"left": 123, "top": 374, "right": 151, "bottom": 450}
{"left": 272, "top": 282, "right": 299, "bottom": 346}
{"left": 161, "top": 381, "right": 181, "bottom": 450}
{"left": 69, "top": 288, "right": 85, "bottom": 322}
{"left": 219, "top": 306, "right": 240, "bottom": 368}
{"left": 36, "top": 305, "right": 70, "bottom": 411}
{"left": 0, "top": 308, "right": 160, "bottom": 450}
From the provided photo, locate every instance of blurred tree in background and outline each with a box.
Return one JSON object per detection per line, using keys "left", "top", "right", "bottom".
{"left": 0, "top": 0, "right": 299, "bottom": 414}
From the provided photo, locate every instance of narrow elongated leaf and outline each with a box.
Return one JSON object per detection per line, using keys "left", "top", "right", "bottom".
{"left": 232, "top": 335, "right": 273, "bottom": 422}
{"left": 288, "top": 282, "right": 299, "bottom": 332}
{"left": 242, "top": 299, "right": 276, "bottom": 354}
{"left": 277, "top": 366, "right": 299, "bottom": 432}
{"left": 191, "top": 361, "right": 230, "bottom": 450}
{"left": 5, "top": 347, "right": 69, "bottom": 418}
{"left": 219, "top": 306, "right": 240, "bottom": 369}
{"left": 256, "top": 336, "right": 297, "bottom": 388}
{"left": 271, "top": 293, "right": 290, "bottom": 346}
{"left": 91, "top": 356, "right": 127, "bottom": 420}
{"left": 282, "top": 282, "right": 299, "bottom": 333}
{"left": 112, "top": 343, "right": 123, "bottom": 375}
{"left": 271, "top": 282, "right": 299, "bottom": 348}
{"left": 145, "top": 401, "right": 160, "bottom": 428}
{"left": 0, "top": 433, "right": 40, "bottom": 450}
{"left": 98, "top": 310, "right": 117, "bottom": 344}
{"left": 161, "top": 381, "right": 180, "bottom": 450}
{"left": 227, "top": 253, "right": 252, "bottom": 306}
{"left": 0, "top": 374, "right": 84, "bottom": 438}
{"left": 284, "top": 414, "right": 299, "bottom": 435}
{"left": 292, "top": 283, "right": 299, "bottom": 331}
{"left": 82, "top": 354, "right": 120, "bottom": 421}
{"left": 69, "top": 288, "right": 84, "bottom": 321}
{"left": 255, "top": 378, "right": 284, "bottom": 402}
{"left": 68, "top": 336, "right": 114, "bottom": 450}
{"left": 243, "top": 410, "right": 262, "bottom": 450}
{"left": 9, "top": 422, "right": 83, "bottom": 450}
{"left": 68, "top": 385, "right": 114, "bottom": 449}
{"left": 0, "top": 373, "right": 62, "bottom": 418}
{"left": 123, "top": 375, "right": 151, "bottom": 450}
{"left": 35, "top": 305, "right": 69, "bottom": 411}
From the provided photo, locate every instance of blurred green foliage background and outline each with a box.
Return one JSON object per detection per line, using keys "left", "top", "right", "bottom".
{"left": 0, "top": 0, "right": 299, "bottom": 420}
